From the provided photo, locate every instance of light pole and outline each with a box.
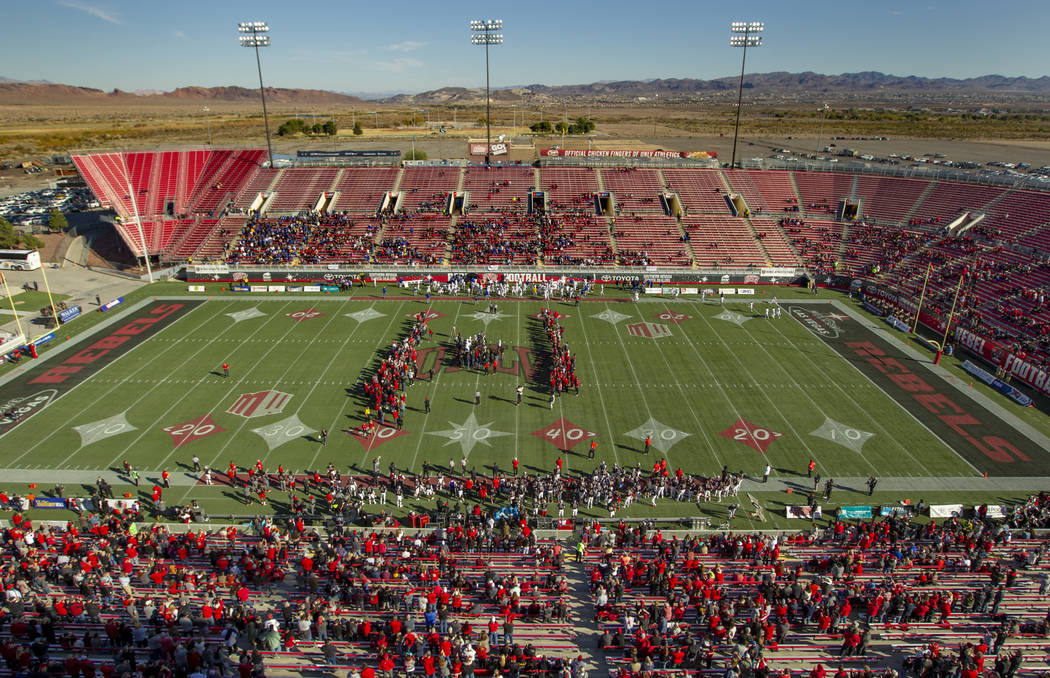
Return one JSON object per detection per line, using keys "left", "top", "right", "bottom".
{"left": 816, "top": 102, "right": 830, "bottom": 156}
{"left": 729, "top": 21, "right": 763, "bottom": 170}
{"left": 470, "top": 19, "right": 503, "bottom": 165}
{"left": 201, "top": 106, "right": 212, "bottom": 145}
{"left": 238, "top": 21, "right": 274, "bottom": 168}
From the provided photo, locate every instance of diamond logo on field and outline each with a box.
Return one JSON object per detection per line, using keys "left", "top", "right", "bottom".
{"left": 427, "top": 412, "right": 512, "bottom": 457}
{"left": 408, "top": 310, "right": 446, "bottom": 321}
{"left": 226, "top": 307, "right": 266, "bottom": 323}
{"left": 162, "top": 414, "right": 225, "bottom": 449}
{"left": 251, "top": 414, "right": 315, "bottom": 452}
{"left": 287, "top": 307, "right": 325, "bottom": 322}
{"left": 624, "top": 417, "right": 690, "bottom": 454}
{"left": 654, "top": 310, "right": 692, "bottom": 324}
{"left": 714, "top": 309, "right": 752, "bottom": 326}
{"left": 227, "top": 390, "right": 292, "bottom": 418}
{"left": 470, "top": 311, "right": 508, "bottom": 327}
{"left": 809, "top": 417, "right": 874, "bottom": 454}
{"left": 346, "top": 307, "right": 386, "bottom": 323}
{"left": 627, "top": 322, "right": 672, "bottom": 338}
{"left": 531, "top": 418, "right": 597, "bottom": 451}
{"left": 592, "top": 309, "right": 630, "bottom": 324}
{"left": 73, "top": 411, "right": 136, "bottom": 447}
{"left": 718, "top": 417, "right": 783, "bottom": 454}
{"left": 347, "top": 423, "right": 410, "bottom": 452}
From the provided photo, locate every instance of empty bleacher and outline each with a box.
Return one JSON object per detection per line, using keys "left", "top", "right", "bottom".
{"left": 682, "top": 216, "right": 766, "bottom": 267}
{"left": 330, "top": 167, "right": 400, "bottom": 214}
{"left": 854, "top": 176, "right": 930, "bottom": 222}
{"left": 462, "top": 165, "right": 533, "bottom": 214}
{"left": 397, "top": 167, "right": 459, "bottom": 213}
{"left": 725, "top": 169, "right": 799, "bottom": 214}
{"left": 661, "top": 169, "right": 732, "bottom": 214}
{"left": 601, "top": 168, "right": 667, "bottom": 215}
{"left": 793, "top": 171, "right": 855, "bottom": 217}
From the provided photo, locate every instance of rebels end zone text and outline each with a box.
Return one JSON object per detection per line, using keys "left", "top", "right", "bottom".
{"left": 30, "top": 304, "right": 190, "bottom": 385}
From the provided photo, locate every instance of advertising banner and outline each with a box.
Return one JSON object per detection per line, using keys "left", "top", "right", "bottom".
{"left": 303, "top": 285, "right": 321, "bottom": 292}
{"left": 541, "top": 149, "right": 716, "bottom": 159}
{"left": 58, "top": 306, "right": 82, "bottom": 324}
{"left": 231, "top": 285, "right": 250, "bottom": 292}
{"left": 879, "top": 505, "right": 913, "bottom": 517}
{"left": 785, "top": 505, "right": 822, "bottom": 519}
{"left": 885, "top": 315, "right": 910, "bottom": 332}
{"left": 929, "top": 503, "right": 965, "bottom": 518}
{"left": 320, "top": 285, "right": 339, "bottom": 293}
{"left": 961, "top": 361, "right": 1033, "bottom": 407}
{"left": 99, "top": 297, "right": 124, "bottom": 312}
{"left": 0, "top": 333, "right": 25, "bottom": 356}
{"left": 862, "top": 301, "right": 886, "bottom": 317}
{"left": 838, "top": 505, "right": 873, "bottom": 519}
{"left": 194, "top": 264, "right": 230, "bottom": 275}
{"left": 31, "top": 333, "right": 55, "bottom": 347}
{"left": 956, "top": 327, "right": 1050, "bottom": 398}
{"left": 297, "top": 150, "right": 401, "bottom": 158}
{"left": 736, "top": 288, "right": 755, "bottom": 295}
{"left": 249, "top": 286, "right": 267, "bottom": 293}
{"left": 267, "top": 285, "right": 286, "bottom": 293}
{"left": 32, "top": 497, "right": 67, "bottom": 509}
{"left": 187, "top": 285, "right": 206, "bottom": 292}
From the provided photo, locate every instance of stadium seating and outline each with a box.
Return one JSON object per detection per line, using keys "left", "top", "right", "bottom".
{"left": 724, "top": 169, "right": 800, "bottom": 214}
{"left": 462, "top": 166, "right": 534, "bottom": 214}
{"left": 398, "top": 167, "right": 459, "bottom": 213}
{"left": 854, "top": 176, "right": 929, "bottom": 222}
{"left": 330, "top": 167, "right": 401, "bottom": 214}
{"left": 601, "top": 168, "right": 667, "bottom": 215}
{"left": 661, "top": 169, "right": 733, "bottom": 214}
{"left": 793, "top": 171, "right": 855, "bottom": 217}
{"left": 682, "top": 216, "right": 765, "bottom": 268}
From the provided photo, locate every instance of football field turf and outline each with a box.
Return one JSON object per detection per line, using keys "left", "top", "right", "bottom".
{"left": 0, "top": 292, "right": 1046, "bottom": 520}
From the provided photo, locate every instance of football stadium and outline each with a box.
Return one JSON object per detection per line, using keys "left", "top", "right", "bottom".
{"left": 1, "top": 7, "right": 1049, "bottom": 678}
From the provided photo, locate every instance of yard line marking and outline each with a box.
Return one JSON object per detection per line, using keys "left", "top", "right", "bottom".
{"left": 595, "top": 304, "right": 671, "bottom": 466}
{"left": 795, "top": 302, "right": 980, "bottom": 477}
{"left": 574, "top": 311, "right": 620, "bottom": 467}
{"left": 216, "top": 296, "right": 359, "bottom": 475}
{"left": 14, "top": 301, "right": 226, "bottom": 467}
{"left": 305, "top": 299, "right": 406, "bottom": 473}
{"left": 759, "top": 307, "right": 932, "bottom": 476}
{"left": 687, "top": 301, "right": 821, "bottom": 461}
{"left": 110, "top": 301, "right": 299, "bottom": 474}
{"left": 407, "top": 301, "right": 466, "bottom": 475}
{"left": 624, "top": 305, "right": 723, "bottom": 470}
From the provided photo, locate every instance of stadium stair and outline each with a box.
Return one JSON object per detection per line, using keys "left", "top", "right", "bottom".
{"left": 787, "top": 171, "right": 807, "bottom": 217}
{"left": 743, "top": 216, "right": 773, "bottom": 266}
{"left": 903, "top": 180, "right": 939, "bottom": 221}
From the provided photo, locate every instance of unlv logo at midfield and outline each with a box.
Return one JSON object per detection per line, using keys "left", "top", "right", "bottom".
{"left": 627, "top": 322, "right": 672, "bottom": 338}
{"left": 227, "top": 390, "right": 292, "bottom": 418}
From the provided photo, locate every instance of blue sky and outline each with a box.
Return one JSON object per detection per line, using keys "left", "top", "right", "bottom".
{"left": 3, "top": 0, "right": 1047, "bottom": 94}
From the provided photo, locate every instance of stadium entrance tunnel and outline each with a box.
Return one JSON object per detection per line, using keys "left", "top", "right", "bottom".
{"left": 840, "top": 196, "right": 862, "bottom": 221}
{"left": 662, "top": 192, "right": 683, "bottom": 217}
{"left": 529, "top": 191, "right": 546, "bottom": 214}
{"left": 594, "top": 191, "right": 614, "bottom": 216}
{"left": 449, "top": 191, "right": 465, "bottom": 216}
{"left": 726, "top": 192, "right": 750, "bottom": 217}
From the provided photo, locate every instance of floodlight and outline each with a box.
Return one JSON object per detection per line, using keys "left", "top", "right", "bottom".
{"left": 238, "top": 20, "right": 274, "bottom": 167}
{"left": 470, "top": 19, "right": 505, "bottom": 165}
{"left": 728, "top": 20, "right": 765, "bottom": 169}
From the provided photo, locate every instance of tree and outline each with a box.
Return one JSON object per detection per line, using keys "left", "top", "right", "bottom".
{"left": 554, "top": 121, "right": 568, "bottom": 135}
{"left": 403, "top": 149, "right": 427, "bottom": 161}
{"left": 353, "top": 122, "right": 363, "bottom": 136}
{"left": 48, "top": 209, "right": 69, "bottom": 233}
{"left": 0, "top": 218, "right": 44, "bottom": 249}
{"left": 311, "top": 123, "right": 323, "bottom": 135}
{"left": 277, "top": 118, "right": 306, "bottom": 136}
{"left": 530, "top": 120, "right": 552, "bottom": 133}
{"left": 322, "top": 120, "right": 338, "bottom": 136}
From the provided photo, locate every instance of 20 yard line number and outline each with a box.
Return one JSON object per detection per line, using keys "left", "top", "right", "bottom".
{"left": 734, "top": 426, "right": 782, "bottom": 442}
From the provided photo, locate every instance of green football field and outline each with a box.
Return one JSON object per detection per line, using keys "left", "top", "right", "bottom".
{"left": 2, "top": 290, "right": 1045, "bottom": 524}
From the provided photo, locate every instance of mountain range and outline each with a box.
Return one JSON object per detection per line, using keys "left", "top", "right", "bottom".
{"left": 2, "top": 71, "right": 1049, "bottom": 105}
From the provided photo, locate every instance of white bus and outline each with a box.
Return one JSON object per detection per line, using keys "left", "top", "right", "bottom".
{"left": 0, "top": 249, "right": 42, "bottom": 271}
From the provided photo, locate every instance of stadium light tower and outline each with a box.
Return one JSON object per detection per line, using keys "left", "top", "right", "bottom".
{"left": 816, "top": 102, "right": 830, "bottom": 156}
{"left": 238, "top": 21, "right": 274, "bottom": 167}
{"left": 729, "top": 21, "right": 763, "bottom": 169}
{"left": 470, "top": 19, "right": 503, "bottom": 165}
